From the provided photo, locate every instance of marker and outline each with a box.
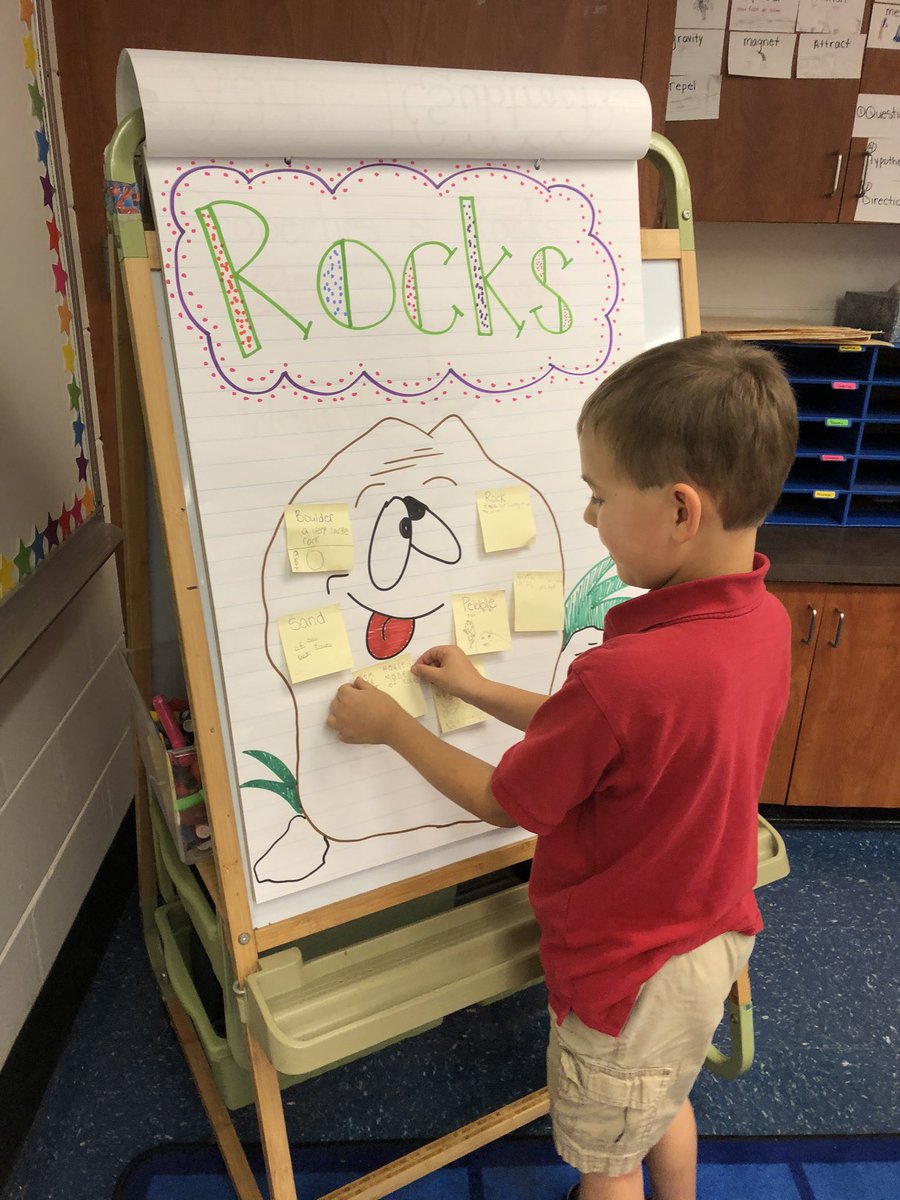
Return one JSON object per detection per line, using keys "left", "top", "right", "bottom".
{"left": 152, "top": 694, "right": 187, "bottom": 749}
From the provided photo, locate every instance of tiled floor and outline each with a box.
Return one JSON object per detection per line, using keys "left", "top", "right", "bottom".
{"left": 2, "top": 826, "right": 898, "bottom": 1200}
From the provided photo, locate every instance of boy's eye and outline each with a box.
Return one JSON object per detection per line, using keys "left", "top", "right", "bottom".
{"left": 588, "top": 495, "right": 603, "bottom": 506}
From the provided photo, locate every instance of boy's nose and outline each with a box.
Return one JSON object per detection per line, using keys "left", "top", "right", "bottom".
{"left": 582, "top": 503, "right": 596, "bottom": 527}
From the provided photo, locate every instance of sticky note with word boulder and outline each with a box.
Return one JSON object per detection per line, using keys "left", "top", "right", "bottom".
{"left": 284, "top": 502, "right": 353, "bottom": 573}
{"left": 432, "top": 660, "right": 488, "bottom": 734}
{"left": 277, "top": 603, "right": 354, "bottom": 684}
{"left": 355, "top": 654, "right": 426, "bottom": 719}
{"left": 475, "top": 486, "right": 536, "bottom": 552}
{"left": 452, "top": 591, "right": 512, "bottom": 655}
{"left": 513, "top": 571, "right": 565, "bottom": 631}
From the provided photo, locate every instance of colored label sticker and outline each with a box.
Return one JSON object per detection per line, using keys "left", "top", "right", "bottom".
{"left": 820, "top": 455, "right": 845, "bottom": 462}
{"left": 813, "top": 490, "right": 837, "bottom": 499}
{"left": 838, "top": 345, "right": 863, "bottom": 352}
{"left": 831, "top": 381, "right": 857, "bottom": 390}
{"left": 825, "top": 418, "right": 851, "bottom": 427}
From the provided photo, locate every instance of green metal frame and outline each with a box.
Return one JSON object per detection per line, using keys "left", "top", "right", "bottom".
{"left": 647, "top": 131, "right": 695, "bottom": 251}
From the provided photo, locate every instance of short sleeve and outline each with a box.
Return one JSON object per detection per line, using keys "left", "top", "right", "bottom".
{"left": 491, "top": 672, "right": 622, "bottom": 836}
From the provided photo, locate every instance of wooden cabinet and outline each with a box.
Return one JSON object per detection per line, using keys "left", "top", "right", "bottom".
{"left": 666, "top": 4, "right": 900, "bottom": 223}
{"left": 761, "top": 582, "right": 900, "bottom": 807}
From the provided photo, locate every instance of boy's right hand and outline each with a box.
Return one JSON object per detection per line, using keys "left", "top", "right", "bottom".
{"left": 413, "top": 644, "right": 482, "bottom": 703}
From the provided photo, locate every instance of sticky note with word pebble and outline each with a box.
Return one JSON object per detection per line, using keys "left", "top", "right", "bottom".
{"left": 514, "top": 571, "right": 564, "bottom": 631}
{"left": 284, "top": 502, "right": 353, "bottom": 573}
{"left": 277, "top": 603, "right": 354, "bottom": 684}
{"left": 452, "top": 591, "right": 512, "bottom": 655}
{"left": 476, "top": 486, "right": 536, "bottom": 552}
{"left": 432, "top": 661, "right": 488, "bottom": 734}
{"left": 355, "top": 654, "right": 426, "bottom": 719}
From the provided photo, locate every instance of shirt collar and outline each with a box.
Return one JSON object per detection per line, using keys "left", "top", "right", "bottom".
{"left": 603, "top": 553, "right": 772, "bottom": 640}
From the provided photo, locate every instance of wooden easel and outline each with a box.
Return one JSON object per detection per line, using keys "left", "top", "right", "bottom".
{"left": 106, "top": 111, "right": 779, "bottom": 1200}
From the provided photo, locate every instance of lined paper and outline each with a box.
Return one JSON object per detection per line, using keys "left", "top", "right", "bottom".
{"left": 125, "top": 51, "right": 648, "bottom": 914}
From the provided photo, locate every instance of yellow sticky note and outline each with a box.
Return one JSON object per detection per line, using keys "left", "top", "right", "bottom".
{"left": 476, "top": 486, "right": 536, "bottom": 552}
{"left": 284, "top": 502, "right": 353, "bottom": 573}
{"left": 432, "top": 661, "right": 487, "bottom": 734}
{"left": 514, "top": 571, "right": 564, "bottom": 632}
{"left": 355, "top": 654, "right": 426, "bottom": 719}
{"left": 277, "top": 604, "right": 354, "bottom": 684}
{"left": 452, "top": 591, "right": 512, "bottom": 655}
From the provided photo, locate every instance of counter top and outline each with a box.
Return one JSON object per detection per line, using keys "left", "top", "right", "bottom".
{"left": 757, "top": 526, "right": 900, "bottom": 586}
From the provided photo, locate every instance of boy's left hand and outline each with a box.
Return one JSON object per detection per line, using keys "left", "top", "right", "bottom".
{"left": 327, "top": 676, "right": 405, "bottom": 745}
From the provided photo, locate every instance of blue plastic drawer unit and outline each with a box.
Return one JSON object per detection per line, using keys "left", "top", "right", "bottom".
{"left": 758, "top": 341, "right": 900, "bottom": 528}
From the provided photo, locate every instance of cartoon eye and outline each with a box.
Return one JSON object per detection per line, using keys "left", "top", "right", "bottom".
{"left": 368, "top": 497, "right": 413, "bottom": 591}
{"left": 403, "top": 496, "right": 462, "bottom": 565}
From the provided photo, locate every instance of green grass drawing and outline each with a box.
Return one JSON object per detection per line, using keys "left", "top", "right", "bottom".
{"left": 563, "top": 556, "right": 631, "bottom": 647}
{"left": 241, "top": 750, "right": 302, "bottom": 815}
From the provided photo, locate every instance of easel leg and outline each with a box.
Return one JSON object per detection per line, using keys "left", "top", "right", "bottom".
{"left": 704, "top": 966, "right": 754, "bottom": 1080}
{"left": 166, "top": 997, "right": 265, "bottom": 1200}
{"left": 247, "top": 1030, "right": 299, "bottom": 1200}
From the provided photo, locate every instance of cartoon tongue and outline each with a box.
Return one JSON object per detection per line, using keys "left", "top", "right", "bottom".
{"left": 366, "top": 611, "right": 416, "bottom": 659}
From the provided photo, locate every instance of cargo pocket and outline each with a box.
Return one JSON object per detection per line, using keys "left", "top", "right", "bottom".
{"left": 554, "top": 1048, "right": 674, "bottom": 1151}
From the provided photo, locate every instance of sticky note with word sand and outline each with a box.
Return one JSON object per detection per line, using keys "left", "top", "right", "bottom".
{"left": 277, "top": 604, "right": 354, "bottom": 684}
{"left": 355, "top": 654, "right": 426, "bottom": 718}
{"left": 476, "top": 486, "right": 536, "bottom": 552}
{"left": 452, "top": 591, "right": 512, "bottom": 655}
{"left": 432, "top": 660, "right": 488, "bottom": 734}
{"left": 514, "top": 571, "right": 564, "bottom": 632}
{"left": 284, "top": 502, "right": 353, "bottom": 573}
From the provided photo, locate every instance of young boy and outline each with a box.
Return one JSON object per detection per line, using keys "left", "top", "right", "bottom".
{"left": 327, "top": 333, "right": 799, "bottom": 1200}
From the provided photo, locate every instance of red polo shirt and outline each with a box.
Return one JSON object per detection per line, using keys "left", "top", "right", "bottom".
{"left": 491, "top": 554, "right": 789, "bottom": 1036}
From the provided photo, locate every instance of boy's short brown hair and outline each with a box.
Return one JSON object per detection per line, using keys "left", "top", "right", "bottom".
{"left": 576, "top": 334, "right": 798, "bottom": 529}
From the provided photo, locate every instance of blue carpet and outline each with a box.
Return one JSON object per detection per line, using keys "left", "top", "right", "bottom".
{"left": 114, "top": 1135, "right": 900, "bottom": 1200}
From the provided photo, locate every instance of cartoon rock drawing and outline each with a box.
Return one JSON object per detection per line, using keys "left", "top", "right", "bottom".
{"left": 263, "top": 414, "right": 563, "bottom": 666}
{"left": 249, "top": 413, "right": 565, "bottom": 884}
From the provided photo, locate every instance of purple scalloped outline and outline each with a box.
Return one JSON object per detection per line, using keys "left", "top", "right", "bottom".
{"left": 163, "top": 161, "right": 623, "bottom": 401}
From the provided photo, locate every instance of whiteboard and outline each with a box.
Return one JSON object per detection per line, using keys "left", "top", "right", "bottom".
{"left": 121, "top": 50, "right": 655, "bottom": 924}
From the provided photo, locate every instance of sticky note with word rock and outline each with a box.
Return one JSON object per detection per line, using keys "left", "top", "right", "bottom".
{"left": 452, "top": 591, "right": 512, "bottom": 655}
{"left": 514, "top": 571, "right": 565, "bottom": 632}
{"left": 475, "top": 486, "right": 536, "bottom": 552}
{"left": 355, "top": 654, "right": 426, "bottom": 719}
{"left": 284, "top": 502, "right": 353, "bottom": 573}
{"left": 277, "top": 603, "right": 354, "bottom": 684}
{"left": 432, "top": 660, "right": 488, "bottom": 734}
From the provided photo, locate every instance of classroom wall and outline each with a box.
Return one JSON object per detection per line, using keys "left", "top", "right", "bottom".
{"left": 0, "top": 1, "right": 135, "bottom": 1070}
{"left": 0, "top": 567, "right": 134, "bottom": 1068}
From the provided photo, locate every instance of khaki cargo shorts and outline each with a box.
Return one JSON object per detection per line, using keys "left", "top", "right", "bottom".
{"left": 546, "top": 931, "right": 755, "bottom": 1178}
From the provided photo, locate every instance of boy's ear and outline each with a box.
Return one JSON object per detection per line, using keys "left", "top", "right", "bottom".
{"left": 670, "top": 483, "right": 703, "bottom": 542}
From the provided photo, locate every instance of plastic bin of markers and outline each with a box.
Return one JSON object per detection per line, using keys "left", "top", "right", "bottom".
{"left": 164, "top": 744, "right": 212, "bottom": 864}
{"left": 119, "top": 658, "right": 211, "bottom": 864}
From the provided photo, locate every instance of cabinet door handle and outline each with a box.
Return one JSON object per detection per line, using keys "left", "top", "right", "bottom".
{"left": 828, "top": 151, "right": 843, "bottom": 197}
{"left": 800, "top": 604, "right": 818, "bottom": 645}
{"left": 828, "top": 607, "right": 845, "bottom": 648}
